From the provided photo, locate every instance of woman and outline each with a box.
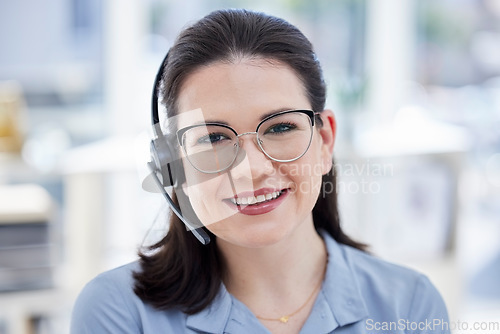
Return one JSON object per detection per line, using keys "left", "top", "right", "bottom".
{"left": 71, "top": 9, "right": 450, "bottom": 334}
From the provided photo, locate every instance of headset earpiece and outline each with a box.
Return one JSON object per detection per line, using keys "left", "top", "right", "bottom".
{"left": 150, "top": 132, "right": 175, "bottom": 187}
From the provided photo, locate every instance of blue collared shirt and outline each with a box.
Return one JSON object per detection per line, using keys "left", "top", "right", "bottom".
{"left": 71, "top": 233, "right": 450, "bottom": 333}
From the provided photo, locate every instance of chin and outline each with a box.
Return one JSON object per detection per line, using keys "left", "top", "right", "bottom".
{"left": 211, "top": 222, "right": 293, "bottom": 249}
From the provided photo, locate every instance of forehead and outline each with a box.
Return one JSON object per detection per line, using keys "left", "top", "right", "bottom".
{"left": 175, "top": 58, "right": 311, "bottom": 129}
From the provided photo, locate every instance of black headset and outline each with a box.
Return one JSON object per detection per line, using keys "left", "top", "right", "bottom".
{"left": 147, "top": 52, "right": 211, "bottom": 245}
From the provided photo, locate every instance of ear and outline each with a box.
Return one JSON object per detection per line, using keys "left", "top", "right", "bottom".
{"left": 317, "top": 109, "right": 336, "bottom": 175}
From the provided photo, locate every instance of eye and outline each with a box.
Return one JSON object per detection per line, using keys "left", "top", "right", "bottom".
{"left": 264, "top": 122, "right": 297, "bottom": 135}
{"left": 197, "top": 132, "right": 232, "bottom": 145}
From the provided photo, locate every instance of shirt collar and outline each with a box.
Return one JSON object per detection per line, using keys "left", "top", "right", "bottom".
{"left": 185, "top": 286, "right": 233, "bottom": 333}
{"left": 298, "top": 232, "right": 369, "bottom": 333}
{"left": 185, "top": 231, "right": 369, "bottom": 333}
{"left": 320, "top": 231, "right": 369, "bottom": 326}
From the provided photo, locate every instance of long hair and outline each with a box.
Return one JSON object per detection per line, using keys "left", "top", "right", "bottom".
{"left": 134, "top": 8, "right": 366, "bottom": 314}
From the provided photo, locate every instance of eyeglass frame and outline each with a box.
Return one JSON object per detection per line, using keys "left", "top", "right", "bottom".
{"left": 176, "top": 109, "right": 322, "bottom": 174}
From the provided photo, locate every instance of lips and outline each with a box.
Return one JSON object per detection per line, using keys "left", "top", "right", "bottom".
{"left": 229, "top": 190, "right": 282, "bottom": 205}
{"left": 224, "top": 188, "right": 289, "bottom": 215}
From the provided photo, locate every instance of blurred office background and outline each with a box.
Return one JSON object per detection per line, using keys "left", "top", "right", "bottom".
{"left": 1, "top": 0, "right": 499, "bottom": 333}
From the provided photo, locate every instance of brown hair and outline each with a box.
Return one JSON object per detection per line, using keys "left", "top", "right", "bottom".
{"left": 134, "top": 8, "right": 366, "bottom": 314}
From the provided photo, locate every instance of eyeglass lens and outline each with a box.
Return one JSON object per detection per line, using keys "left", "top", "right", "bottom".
{"left": 181, "top": 111, "right": 313, "bottom": 173}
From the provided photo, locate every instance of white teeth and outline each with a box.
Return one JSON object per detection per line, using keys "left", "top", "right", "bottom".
{"left": 230, "top": 190, "right": 282, "bottom": 205}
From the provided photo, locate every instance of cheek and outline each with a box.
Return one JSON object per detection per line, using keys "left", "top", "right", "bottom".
{"left": 181, "top": 155, "right": 218, "bottom": 192}
{"left": 276, "top": 160, "right": 323, "bottom": 197}
{"left": 182, "top": 168, "right": 239, "bottom": 226}
{"left": 294, "top": 142, "right": 326, "bottom": 197}
{"left": 181, "top": 161, "right": 214, "bottom": 200}
{"left": 183, "top": 169, "right": 221, "bottom": 205}
{"left": 292, "top": 173, "right": 323, "bottom": 201}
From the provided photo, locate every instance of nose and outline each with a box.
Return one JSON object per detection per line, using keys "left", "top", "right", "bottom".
{"left": 230, "top": 133, "right": 274, "bottom": 179}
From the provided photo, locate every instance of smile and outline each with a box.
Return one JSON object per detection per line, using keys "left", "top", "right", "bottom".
{"left": 224, "top": 188, "right": 289, "bottom": 216}
{"left": 229, "top": 190, "right": 283, "bottom": 205}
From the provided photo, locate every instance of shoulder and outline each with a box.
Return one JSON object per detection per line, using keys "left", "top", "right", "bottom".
{"left": 342, "top": 244, "right": 449, "bottom": 322}
{"left": 322, "top": 233, "right": 449, "bottom": 328}
{"left": 70, "top": 262, "right": 186, "bottom": 334}
{"left": 70, "top": 262, "right": 141, "bottom": 333}
{"left": 343, "top": 245, "right": 425, "bottom": 295}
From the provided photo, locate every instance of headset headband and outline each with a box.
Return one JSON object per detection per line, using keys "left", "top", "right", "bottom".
{"left": 151, "top": 52, "right": 169, "bottom": 136}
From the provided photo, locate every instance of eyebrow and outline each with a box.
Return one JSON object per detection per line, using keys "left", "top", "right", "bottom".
{"left": 199, "top": 107, "right": 295, "bottom": 126}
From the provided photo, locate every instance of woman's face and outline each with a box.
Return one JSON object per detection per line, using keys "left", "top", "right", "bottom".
{"left": 175, "top": 58, "right": 335, "bottom": 248}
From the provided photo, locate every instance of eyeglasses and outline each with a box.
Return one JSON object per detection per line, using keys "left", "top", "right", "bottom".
{"left": 177, "top": 109, "right": 320, "bottom": 174}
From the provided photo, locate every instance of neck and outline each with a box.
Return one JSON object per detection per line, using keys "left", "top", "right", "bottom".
{"left": 217, "top": 219, "right": 327, "bottom": 308}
